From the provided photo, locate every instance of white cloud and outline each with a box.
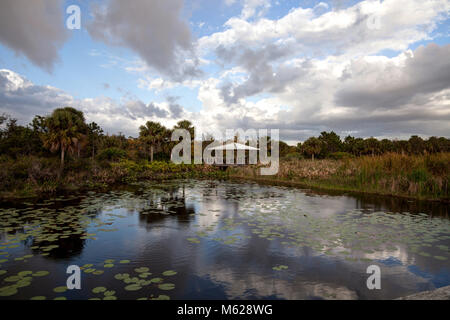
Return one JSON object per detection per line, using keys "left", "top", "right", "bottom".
{"left": 199, "top": 0, "right": 449, "bottom": 58}
{"left": 0, "top": 69, "right": 191, "bottom": 137}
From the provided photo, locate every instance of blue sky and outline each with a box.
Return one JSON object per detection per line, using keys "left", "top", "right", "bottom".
{"left": 0, "top": 0, "right": 449, "bottom": 141}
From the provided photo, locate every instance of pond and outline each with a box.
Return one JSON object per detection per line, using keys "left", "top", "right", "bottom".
{"left": 0, "top": 179, "right": 449, "bottom": 300}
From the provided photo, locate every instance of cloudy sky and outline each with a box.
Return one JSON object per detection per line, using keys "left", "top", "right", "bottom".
{"left": 0, "top": 0, "right": 449, "bottom": 143}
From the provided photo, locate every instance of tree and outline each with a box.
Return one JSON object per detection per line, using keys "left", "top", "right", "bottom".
{"left": 409, "top": 135, "right": 425, "bottom": 155}
{"left": 174, "top": 120, "right": 195, "bottom": 139}
{"left": 0, "top": 115, "right": 38, "bottom": 157}
{"left": 318, "top": 131, "right": 342, "bottom": 157}
{"left": 42, "top": 107, "right": 87, "bottom": 174}
{"left": 87, "top": 122, "right": 104, "bottom": 160}
{"left": 139, "top": 121, "right": 170, "bottom": 162}
{"left": 302, "top": 137, "right": 322, "bottom": 161}
{"left": 364, "top": 137, "right": 380, "bottom": 157}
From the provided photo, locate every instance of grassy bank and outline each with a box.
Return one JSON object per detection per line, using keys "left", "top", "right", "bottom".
{"left": 1, "top": 153, "right": 449, "bottom": 201}
{"left": 0, "top": 157, "right": 226, "bottom": 199}
{"left": 229, "top": 153, "right": 450, "bottom": 201}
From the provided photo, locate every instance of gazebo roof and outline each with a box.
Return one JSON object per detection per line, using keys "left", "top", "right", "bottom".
{"left": 208, "top": 142, "right": 259, "bottom": 151}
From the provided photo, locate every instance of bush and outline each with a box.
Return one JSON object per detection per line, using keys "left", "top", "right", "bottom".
{"left": 283, "top": 152, "right": 304, "bottom": 160}
{"left": 329, "top": 152, "right": 354, "bottom": 160}
{"left": 97, "top": 147, "right": 127, "bottom": 161}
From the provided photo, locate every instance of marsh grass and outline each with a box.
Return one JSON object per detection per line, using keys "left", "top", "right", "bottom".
{"left": 0, "top": 157, "right": 225, "bottom": 199}
{"left": 230, "top": 153, "right": 449, "bottom": 200}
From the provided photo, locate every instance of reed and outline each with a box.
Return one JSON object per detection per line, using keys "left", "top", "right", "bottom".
{"left": 230, "top": 153, "right": 450, "bottom": 200}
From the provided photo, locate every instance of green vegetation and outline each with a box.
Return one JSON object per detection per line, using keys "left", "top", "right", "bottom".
{"left": 231, "top": 152, "right": 450, "bottom": 201}
{"left": 1, "top": 107, "right": 449, "bottom": 200}
{"left": 0, "top": 109, "right": 224, "bottom": 199}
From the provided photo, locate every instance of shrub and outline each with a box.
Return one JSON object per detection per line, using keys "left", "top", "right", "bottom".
{"left": 97, "top": 148, "right": 127, "bottom": 161}
{"left": 329, "top": 152, "right": 354, "bottom": 160}
{"left": 283, "top": 152, "right": 304, "bottom": 160}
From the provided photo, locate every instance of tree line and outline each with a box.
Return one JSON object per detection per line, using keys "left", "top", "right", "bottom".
{"left": 1, "top": 107, "right": 449, "bottom": 170}
{"left": 0, "top": 108, "right": 195, "bottom": 173}
{"left": 292, "top": 131, "right": 450, "bottom": 160}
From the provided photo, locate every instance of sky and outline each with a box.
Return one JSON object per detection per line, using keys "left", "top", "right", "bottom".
{"left": 0, "top": 0, "right": 449, "bottom": 144}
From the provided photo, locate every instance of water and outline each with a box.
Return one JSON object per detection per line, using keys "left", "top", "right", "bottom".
{"left": 0, "top": 179, "right": 449, "bottom": 300}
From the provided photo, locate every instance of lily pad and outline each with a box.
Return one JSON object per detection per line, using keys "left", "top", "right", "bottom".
{"left": 162, "top": 270, "right": 177, "bottom": 276}
{"left": 124, "top": 284, "right": 142, "bottom": 291}
{"left": 53, "top": 286, "right": 67, "bottom": 293}
{"left": 158, "top": 283, "right": 175, "bottom": 291}
{"left": 152, "top": 295, "right": 170, "bottom": 300}
{"left": 92, "top": 287, "right": 107, "bottom": 294}
{"left": 18, "top": 271, "right": 33, "bottom": 277}
{"left": 0, "top": 287, "right": 18, "bottom": 297}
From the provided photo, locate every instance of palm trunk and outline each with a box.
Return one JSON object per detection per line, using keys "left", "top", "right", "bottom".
{"left": 312, "top": 153, "right": 314, "bottom": 161}
{"left": 59, "top": 148, "right": 65, "bottom": 177}
{"left": 150, "top": 145, "right": 154, "bottom": 162}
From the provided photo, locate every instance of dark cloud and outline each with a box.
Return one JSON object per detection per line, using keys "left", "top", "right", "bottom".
{"left": 125, "top": 100, "right": 169, "bottom": 120}
{"left": 0, "top": 0, "right": 69, "bottom": 72}
{"left": 217, "top": 43, "right": 306, "bottom": 104}
{"left": 88, "top": 0, "right": 201, "bottom": 81}
{"left": 166, "top": 96, "right": 184, "bottom": 118}
{"left": 335, "top": 44, "right": 450, "bottom": 109}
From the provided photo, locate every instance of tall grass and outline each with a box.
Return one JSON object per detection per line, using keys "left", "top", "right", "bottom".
{"left": 230, "top": 153, "right": 450, "bottom": 200}
{"left": 0, "top": 157, "right": 225, "bottom": 199}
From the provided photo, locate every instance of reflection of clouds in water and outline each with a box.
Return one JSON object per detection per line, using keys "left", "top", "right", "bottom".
{"left": 195, "top": 201, "right": 225, "bottom": 228}
{"left": 86, "top": 181, "right": 448, "bottom": 299}
{"left": 198, "top": 266, "right": 358, "bottom": 300}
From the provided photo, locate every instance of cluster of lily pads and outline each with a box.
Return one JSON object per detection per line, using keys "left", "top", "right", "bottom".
{"left": 0, "top": 270, "right": 49, "bottom": 297}
{"left": 0, "top": 186, "right": 186, "bottom": 300}
{"left": 1, "top": 179, "right": 449, "bottom": 300}
{"left": 179, "top": 181, "right": 450, "bottom": 265}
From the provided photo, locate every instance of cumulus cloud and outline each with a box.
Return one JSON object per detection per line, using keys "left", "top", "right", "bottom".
{"left": 88, "top": 0, "right": 201, "bottom": 81}
{"left": 0, "top": 69, "right": 190, "bottom": 137}
{"left": 0, "top": 69, "right": 73, "bottom": 120}
{"left": 1, "top": 0, "right": 449, "bottom": 142}
{"left": 199, "top": 0, "right": 449, "bottom": 58}
{"left": 0, "top": 0, "right": 69, "bottom": 72}
{"left": 336, "top": 44, "right": 450, "bottom": 109}
{"left": 125, "top": 100, "right": 169, "bottom": 120}
{"left": 191, "top": 43, "right": 450, "bottom": 141}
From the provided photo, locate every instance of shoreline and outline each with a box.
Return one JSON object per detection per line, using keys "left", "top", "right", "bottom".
{"left": 229, "top": 175, "right": 450, "bottom": 203}
{"left": 396, "top": 285, "right": 450, "bottom": 300}
{"left": 2, "top": 173, "right": 449, "bottom": 205}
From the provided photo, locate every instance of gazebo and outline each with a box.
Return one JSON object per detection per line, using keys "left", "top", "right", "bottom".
{"left": 206, "top": 142, "right": 259, "bottom": 167}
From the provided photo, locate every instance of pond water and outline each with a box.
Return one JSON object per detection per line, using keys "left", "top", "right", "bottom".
{"left": 0, "top": 179, "right": 449, "bottom": 300}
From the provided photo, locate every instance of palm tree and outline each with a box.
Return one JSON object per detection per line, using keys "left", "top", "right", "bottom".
{"left": 174, "top": 120, "right": 195, "bottom": 138}
{"left": 139, "top": 121, "right": 170, "bottom": 162}
{"left": 302, "top": 137, "right": 322, "bottom": 161}
{"left": 42, "top": 107, "right": 87, "bottom": 174}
